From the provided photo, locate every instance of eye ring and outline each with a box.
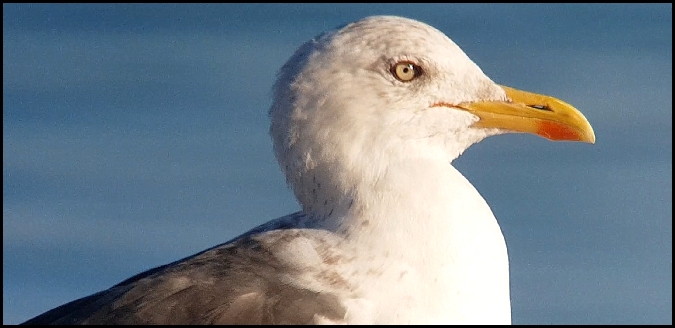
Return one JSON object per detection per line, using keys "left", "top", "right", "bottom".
{"left": 390, "top": 61, "right": 422, "bottom": 82}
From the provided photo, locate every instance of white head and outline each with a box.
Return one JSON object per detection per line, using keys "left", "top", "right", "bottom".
{"left": 269, "top": 15, "right": 594, "bottom": 215}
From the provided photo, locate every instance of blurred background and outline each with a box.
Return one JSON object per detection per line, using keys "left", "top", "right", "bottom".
{"left": 3, "top": 4, "right": 671, "bottom": 324}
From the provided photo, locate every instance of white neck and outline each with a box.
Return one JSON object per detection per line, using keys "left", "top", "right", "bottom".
{"left": 302, "top": 154, "right": 511, "bottom": 324}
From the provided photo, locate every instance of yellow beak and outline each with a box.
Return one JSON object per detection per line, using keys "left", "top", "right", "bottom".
{"left": 456, "top": 85, "right": 596, "bottom": 143}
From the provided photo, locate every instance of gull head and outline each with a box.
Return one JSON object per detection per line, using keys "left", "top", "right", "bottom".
{"left": 269, "top": 15, "right": 595, "bottom": 214}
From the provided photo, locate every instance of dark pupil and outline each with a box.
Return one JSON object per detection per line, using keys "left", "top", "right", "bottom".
{"left": 402, "top": 66, "right": 410, "bottom": 73}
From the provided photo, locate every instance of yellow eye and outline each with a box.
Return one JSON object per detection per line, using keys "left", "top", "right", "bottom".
{"left": 391, "top": 62, "right": 421, "bottom": 82}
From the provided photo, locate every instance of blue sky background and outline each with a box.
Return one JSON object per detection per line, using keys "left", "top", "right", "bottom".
{"left": 3, "top": 4, "right": 671, "bottom": 324}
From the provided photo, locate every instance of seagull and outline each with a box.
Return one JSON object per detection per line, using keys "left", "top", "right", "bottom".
{"left": 22, "top": 15, "right": 595, "bottom": 325}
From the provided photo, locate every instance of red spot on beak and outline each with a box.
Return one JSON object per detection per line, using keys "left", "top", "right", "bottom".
{"left": 537, "top": 121, "right": 580, "bottom": 141}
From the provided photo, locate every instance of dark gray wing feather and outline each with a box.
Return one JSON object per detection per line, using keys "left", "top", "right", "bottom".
{"left": 21, "top": 213, "right": 347, "bottom": 325}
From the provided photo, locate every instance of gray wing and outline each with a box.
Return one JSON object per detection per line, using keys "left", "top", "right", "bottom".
{"left": 21, "top": 213, "right": 349, "bottom": 325}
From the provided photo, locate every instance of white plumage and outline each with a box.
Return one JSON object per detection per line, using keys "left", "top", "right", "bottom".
{"left": 269, "top": 16, "right": 512, "bottom": 324}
